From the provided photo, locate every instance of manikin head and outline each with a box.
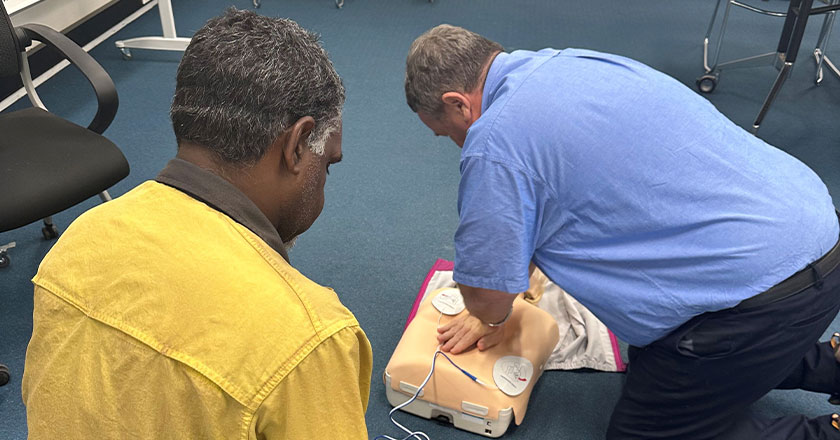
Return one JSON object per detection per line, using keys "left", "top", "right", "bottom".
{"left": 170, "top": 9, "right": 344, "bottom": 248}
{"left": 405, "top": 24, "right": 503, "bottom": 147}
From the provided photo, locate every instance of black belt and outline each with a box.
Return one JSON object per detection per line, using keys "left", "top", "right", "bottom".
{"left": 736, "top": 216, "right": 840, "bottom": 310}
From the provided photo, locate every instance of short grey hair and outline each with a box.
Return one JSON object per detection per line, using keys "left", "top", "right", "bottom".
{"left": 171, "top": 8, "right": 344, "bottom": 165}
{"left": 405, "top": 24, "right": 503, "bottom": 116}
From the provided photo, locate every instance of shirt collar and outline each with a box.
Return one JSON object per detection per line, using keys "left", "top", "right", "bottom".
{"left": 481, "top": 51, "right": 509, "bottom": 115}
{"left": 155, "top": 158, "right": 290, "bottom": 263}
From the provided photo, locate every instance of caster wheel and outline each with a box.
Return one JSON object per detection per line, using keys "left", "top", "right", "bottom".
{"left": 0, "top": 365, "right": 9, "bottom": 386}
{"left": 0, "top": 254, "right": 9, "bottom": 268}
{"left": 42, "top": 224, "right": 59, "bottom": 240}
{"left": 335, "top": 0, "right": 343, "bottom": 8}
{"left": 120, "top": 47, "right": 132, "bottom": 60}
{"left": 253, "top": 0, "right": 260, "bottom": 7}
{"left": 696, "top": 73, "right": 718, "bottom": 94}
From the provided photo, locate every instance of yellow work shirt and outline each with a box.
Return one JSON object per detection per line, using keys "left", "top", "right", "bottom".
{"left": 22, "top": 178, "right": 372, "bottom": 439}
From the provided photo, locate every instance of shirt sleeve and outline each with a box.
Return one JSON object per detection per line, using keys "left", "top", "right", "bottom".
{"left": 454, "top": 156, "right": 542, "bottom": 293}
{"left": 250, "top": 325, "right": 373, "bottom": 440}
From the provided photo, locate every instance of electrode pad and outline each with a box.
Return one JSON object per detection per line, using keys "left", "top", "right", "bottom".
{"left": 431, "top": 288, "right": 465, "bottom": 315}
{"left": 493, "top": 356, "right": 534, "bottom": 397}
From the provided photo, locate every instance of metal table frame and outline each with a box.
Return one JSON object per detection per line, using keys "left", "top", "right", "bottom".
{"left": 698, "top": 0, "right": 840, "bottom": 132}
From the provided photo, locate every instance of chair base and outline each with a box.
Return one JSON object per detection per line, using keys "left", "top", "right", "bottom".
{"left": 815, "top": 49, "right": 840, "bottom": 83}
{"left": 0, "top": 241, "right": 15, "bottom": 269}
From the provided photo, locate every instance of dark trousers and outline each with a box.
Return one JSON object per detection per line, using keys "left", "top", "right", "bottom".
{"left": 607, "top": 257, "right": 840, "bottom": 439}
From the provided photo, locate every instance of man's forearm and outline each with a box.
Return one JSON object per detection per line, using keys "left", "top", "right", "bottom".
{"left": 458, "top": 283, "right": 518, "bottom": 325}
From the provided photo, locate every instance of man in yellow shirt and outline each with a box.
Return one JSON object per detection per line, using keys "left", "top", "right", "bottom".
{"left": 22, "top": 8, "right": 372, "bottom": 439}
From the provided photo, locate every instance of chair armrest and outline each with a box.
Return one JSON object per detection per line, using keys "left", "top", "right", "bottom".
{"left": 19, "top": 23, "right": 118, "bottom": 134}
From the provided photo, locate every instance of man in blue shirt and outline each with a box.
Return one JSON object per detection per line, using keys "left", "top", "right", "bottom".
{"left": 405, "top": 24, "right": 840, "bottom": 439}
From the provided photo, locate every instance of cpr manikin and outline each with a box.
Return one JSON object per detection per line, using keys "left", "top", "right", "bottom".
{"left": 384, "top": 287, "right": 560, "bottom": 438}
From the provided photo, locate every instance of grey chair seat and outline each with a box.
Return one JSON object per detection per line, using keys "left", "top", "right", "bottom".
{"left": 0, "top": 107, "right": 129, "bottom": 231}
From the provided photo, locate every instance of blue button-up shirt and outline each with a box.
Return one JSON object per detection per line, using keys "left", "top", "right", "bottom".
{"left": 453, "top": 48, "right": 838, "bottom": 346}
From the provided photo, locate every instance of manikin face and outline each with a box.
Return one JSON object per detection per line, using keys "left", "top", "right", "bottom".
{"left": 279, "top": 123, "right": 343, "bottom": 245}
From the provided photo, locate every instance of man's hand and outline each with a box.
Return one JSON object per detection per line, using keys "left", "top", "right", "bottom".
{"left": 435, "top": 282, "right": 517, "bottom": 354}
{"left": 437, "top": 313, "right": 505, "bottom": 354}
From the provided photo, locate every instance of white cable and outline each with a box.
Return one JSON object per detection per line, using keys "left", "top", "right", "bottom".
{"left": 374, "top": 348, "right": 440, "bottom": 440}
{"left": 377, "top": 312, "right": 499, "bottom": 439}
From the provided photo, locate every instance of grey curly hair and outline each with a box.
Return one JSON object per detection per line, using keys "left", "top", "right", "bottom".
{"left": 405, "top": 24, "right": 503, "bottom": 116}
{"left": 171, "top": 8, "right": 344, "bottom": 165}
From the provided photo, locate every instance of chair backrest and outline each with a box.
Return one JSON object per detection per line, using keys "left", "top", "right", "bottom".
{"left": 0, "top": 2, "right": 22, "bottom": 81}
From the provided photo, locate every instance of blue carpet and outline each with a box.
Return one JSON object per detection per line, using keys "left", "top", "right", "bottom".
{"left": 1, "top": 0, "right": 839, "bottom": 438}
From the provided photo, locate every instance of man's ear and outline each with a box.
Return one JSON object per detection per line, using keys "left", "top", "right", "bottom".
{"left": 441, "top": 92, "right": 473, "bottom": 123}
{"left": 281, "top": 116, "right": 316, "bottom": 174}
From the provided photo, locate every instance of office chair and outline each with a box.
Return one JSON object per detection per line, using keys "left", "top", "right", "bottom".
{"left": 0, "top": 3, "right": 130, "bottom": 384}
{"left": 0, "top": 1, "right": 130, "bottom": 262}
{"left": 698, "top": 0, "right": 840, "bottom": 131}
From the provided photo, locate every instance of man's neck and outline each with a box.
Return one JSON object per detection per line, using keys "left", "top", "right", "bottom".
{"left": 176, "top": 142, "right": 227, "bottom": 174}
{"left": 471, "top": 51, "right": 502, "bottom": 121}
{"left": 174, "top": 142, "right": 287, "bottom": 235}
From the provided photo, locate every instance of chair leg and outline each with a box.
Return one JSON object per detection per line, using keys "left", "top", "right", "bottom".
{"left": 703, "top": 0, "right": 730, "bottom": 73}
{"left": 814, "top": 0, "right": 838, "bottom": 83}
{"left": 752, "top": 61, "right": 794, "bottom": 132}
{"left": 38, "top": 192, "right": 113, "bottom": 241}
{"left": 753, "top": 0, "right": 814, "bottom": 132}
{"left": 0, "top": 242, "right": 16, "bottom": 269}
{"left": 0, "top": 364, "right": 9, "bottom": 386}
{"left": 775, "top": 0, "right": 805, "bottom": 57}
{"left": 42, "top": 216, "right": 59, "bottom": 240}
